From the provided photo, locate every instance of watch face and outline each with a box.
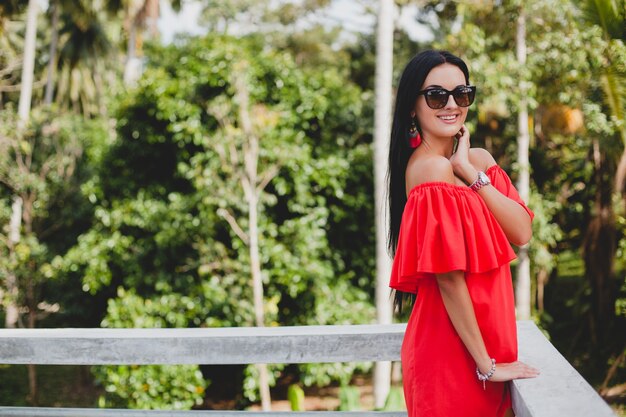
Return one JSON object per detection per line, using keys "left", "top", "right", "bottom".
{"left": 470, "top": 171, "right": 490, "bottom": 191}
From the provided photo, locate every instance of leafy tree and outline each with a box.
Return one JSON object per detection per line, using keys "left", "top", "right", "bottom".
{"left": 199, "top": 0, "right": 332, "bottom": 33}
{"left": 0, "top": 107, "right": 109, "bottom": 403}
{"left": 50, "top": 0, "right": 113, "bottom": 116}
{"left": 56, "top": 33, "right": 376, "bottom": 408}
{"left": 93, "top": 288, "right": 207, "bottom": 409}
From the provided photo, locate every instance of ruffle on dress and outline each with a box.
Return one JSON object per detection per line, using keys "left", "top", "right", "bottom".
{"left": 389, "top": 165, "right": 533, "bottom": 294}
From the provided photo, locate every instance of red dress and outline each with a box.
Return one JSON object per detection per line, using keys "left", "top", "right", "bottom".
{"left": 389, "top": 165, "right": 534, "bottom": 417}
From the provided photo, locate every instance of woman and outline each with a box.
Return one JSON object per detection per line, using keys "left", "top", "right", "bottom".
{"left": 387, "top": 50, "right": 540, "bottom": 417}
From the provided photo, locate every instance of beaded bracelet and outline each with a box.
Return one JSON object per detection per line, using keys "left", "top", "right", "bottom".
{"left": 476, "top": 358, "right": 496, "bottom": 390}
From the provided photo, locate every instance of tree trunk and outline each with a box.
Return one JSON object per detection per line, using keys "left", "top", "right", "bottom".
{"left": 248, "top": 187, "right": 271, "bottom": 410}
{"left": 44, "top": 0, "right": 59, "bottom": 105}
{"left": 146, "top": 0, "right": 160, "bottom": 38}
{"left": 583, "top": 139, "right": 616, "bottom": 344}
{"left": 22, "top": 195, "right": 38, "bottom": 404}
{"left": 5, "top": 196, "right": 23, "bottom": 329}
{"left": 614, "top": 146, "right": 626, "bottom": 199}
{"left": 235, "top": 69, "right": 272, "bottom": 411}
{"left": 249, "top": 193, "right": 271, "bottom": 411}
{"left": 124, "top": 20, "right": 140, "bottom": 85}
{"left": 536, "top": 268, "right": 548, "bottom": 312}
{"left": 373, "top": 0, "right": 394, "bottom": 409}
{"left": 18, "top": 0, "right": 38, "bottom": 124}
{"left": 515, "top": 6, "right": 532, "bottom": 320}
{"left": 15, "top": 4, "right": 37, "bottom": 403}
{"left": 27, "top": 293, "right": 37, "bottom": 405}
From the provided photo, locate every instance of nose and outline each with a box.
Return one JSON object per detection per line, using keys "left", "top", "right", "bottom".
{"left": 444, "top": 93, "right": 458, "bottom": 109}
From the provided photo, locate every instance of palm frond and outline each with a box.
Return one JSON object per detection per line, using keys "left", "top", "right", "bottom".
{"left": 581, "top": 0, "right": 624, "bottom": 40}
{"left": 601, "top": 69, "right": 626, "bottom": 143}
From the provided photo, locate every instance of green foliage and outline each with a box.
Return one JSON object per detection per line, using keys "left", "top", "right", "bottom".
{"left": 95, "top": 364, "right": 205, "bottom": 410}
{"left": 381, "top": 386, "right": 405, "bottom": 411}
{"left": 93, "top": 288, "right": 207, "bottom": 409}
{"left": 53, "top": 33, "right": 375, "bottom": 406}
{"left": 337, "top": 385, "right": 361, "bottom": 411}
{"left": 580, "top": 0, "right": 626, "bottom": 40}
{"left": 0, "top": 107, "right": 108, "bottom": 327}
{"left": 529, "top": 192, "right": 563, "bottom": 275}
{"left": 241, "top": 363, "right": 283, "bottom": 403}
{"left": 287, "top": 384, "right": 305, "bottom": 411}
{"left": 579, "top": 0, "right": 626, "bottom": 147}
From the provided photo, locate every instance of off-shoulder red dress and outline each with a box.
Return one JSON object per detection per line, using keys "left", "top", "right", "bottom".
{"left": 389, "top": 165, "right": 534, "bottom": 417}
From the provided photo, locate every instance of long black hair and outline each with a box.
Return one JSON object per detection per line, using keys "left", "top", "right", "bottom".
{"left": 387, "top": 50, "right": 471, "bottom": 313}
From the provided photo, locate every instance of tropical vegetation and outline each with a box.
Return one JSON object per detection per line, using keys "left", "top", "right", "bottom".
{"left": 0, "top": 0, "right": 624, "bottom": 414}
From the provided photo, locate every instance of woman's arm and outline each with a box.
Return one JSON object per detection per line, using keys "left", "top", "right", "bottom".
{"left": 462, "top": 167, "right": 532, "bottom": 246}
{"left": 437, "top": 271, "right": 541, "bottom": 381}
{"left": 437, "top": 270, "right": 493, "bottom": 373}
{"left": 451, "top": 128, "right": 532, "bottom": 246}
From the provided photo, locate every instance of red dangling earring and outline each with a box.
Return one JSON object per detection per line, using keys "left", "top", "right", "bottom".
{"left": 408, "top": 118, "right": 421, "bottom": 148}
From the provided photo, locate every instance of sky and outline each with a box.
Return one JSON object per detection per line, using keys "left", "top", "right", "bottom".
{"left": 157, "top": 0, "right": 434, "bottom": 44}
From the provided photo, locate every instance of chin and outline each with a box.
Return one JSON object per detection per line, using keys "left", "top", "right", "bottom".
{"left": 423, "top": 122, "right": 465, "bottom": 140}
{"left": 440, "top": 125, "right": 462, "bottom": 137}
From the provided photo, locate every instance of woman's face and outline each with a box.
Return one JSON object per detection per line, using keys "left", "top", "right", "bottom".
{"left": 413, "top": 63, "right": 469, "bottom": 141}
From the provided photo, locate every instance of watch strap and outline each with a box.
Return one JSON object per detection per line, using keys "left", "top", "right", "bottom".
{"left": 469, "top": 171, "right": 490, "bottom": 192}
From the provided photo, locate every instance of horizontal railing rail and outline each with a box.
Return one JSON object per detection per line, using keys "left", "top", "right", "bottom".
{"left": 0, "top": 324, "right": 405, "bottom": 365}
{"left": 0, "top": 411, "right": 406, "bottom": 417}
{"left": 0, "top": 321, "right": 616, "bottom": 417}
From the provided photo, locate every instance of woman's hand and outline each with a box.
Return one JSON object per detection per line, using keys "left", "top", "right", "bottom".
{"left": 489, "top": 361, "right": 540, "bottom": 382}
{"left": 449, "top": 124, "right": 477, "bottom": 184}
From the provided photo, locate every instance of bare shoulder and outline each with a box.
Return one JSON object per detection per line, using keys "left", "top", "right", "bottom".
{"left": 406, "top": 155, "right": 455, "bottom": 192}
{"left": 469, "top": 148, "right": 497, "bottom": 171}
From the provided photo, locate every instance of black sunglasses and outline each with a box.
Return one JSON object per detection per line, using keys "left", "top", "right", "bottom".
{"left": 416, "top": 85, "right": 476, "bottom": 109}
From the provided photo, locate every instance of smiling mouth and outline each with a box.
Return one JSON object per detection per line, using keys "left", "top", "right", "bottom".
{"left": 437, "top": 114, "right": 460, "bottom": 122}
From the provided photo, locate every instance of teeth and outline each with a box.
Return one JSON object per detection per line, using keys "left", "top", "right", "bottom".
{"left": 438, "top": 115, "right": 457, "bottom": 120}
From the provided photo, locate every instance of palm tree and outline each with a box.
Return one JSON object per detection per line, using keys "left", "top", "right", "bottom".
{"left": 17, "top": 0, "right": 38, "bottom": 124}
{"left": 0, "top": 0, "right": 27, "bottom": 114}
{"left": 6, "top": 0, "right": 39, "bottom": 333}
{"left": 54, "top": 2, "right": 111, "bottom": 116}
{"left": 105, "top": 0, "right": 182, "bottom": 85}
{"left": 373, "top": 0, "right": 394, "bottom": 409}
{"left": 10, "top": 0, "right": 39, "bottom": 405}
{"left": 580, "top": 0, "right": 626, "bottom": 342}
{"left": 584, "top": 0, "right": 626, "bottom": 193}
{"left": 515, "top": 4, "right": 531, "bottom": 320}
{"left": 0, "top": 0, "right": 27, "bottom": 32}
{"left": 44, "top": 0, "right": 60, "bottom": 105}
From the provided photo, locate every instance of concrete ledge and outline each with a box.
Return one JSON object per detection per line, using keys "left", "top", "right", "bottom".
{"left": 0, "top": 324, "right": 405, "bottom": 365}
{"left": 513, "top": 320, "right": 616, "bottom": 417}
{"left": 0, "top": 410, "right": 406, "bottom": 417}
{"left": 0, "top": 322, "right": 616, "bottom": 416}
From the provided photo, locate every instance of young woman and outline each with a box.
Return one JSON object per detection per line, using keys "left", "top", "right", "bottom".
{"left": 387, "top": 50, "right": 540, "bottom": 417}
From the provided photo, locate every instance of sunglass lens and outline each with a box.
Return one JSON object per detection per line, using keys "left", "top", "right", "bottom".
{"left": 425, "top": 89, "right": 448, "bottom": 109}
{"left": 454, "top": 93, "right": 469, "bottom": 107}
{"left": 453, "top": 87, "right": 475, "bottom": 107}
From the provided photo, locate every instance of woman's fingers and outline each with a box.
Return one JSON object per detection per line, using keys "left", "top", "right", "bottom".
{"left": 452, "top": 125, "right": 470, "bottom": 158}
{"left": 450, "top": 124, "right": 478, "bottom": 183}
{"left": 491, "top": 361, "right": 540, "bottom": 382}
{"left": 456, "top": 124, "right": 470, "bottom": 145}
{"left": 512, "top": 361, "right": 540, "bottom": 378}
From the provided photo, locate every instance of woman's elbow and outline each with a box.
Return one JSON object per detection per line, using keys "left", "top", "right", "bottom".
{"left": 510, "top": 224, "right": 532, "bottom": 246}
{"left": 435, "top": 271, "right": 465, "bottom": 291}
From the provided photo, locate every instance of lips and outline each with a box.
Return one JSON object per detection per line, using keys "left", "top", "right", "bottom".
{"left": 437, "top": 114, "right": 460, "bottom": 124}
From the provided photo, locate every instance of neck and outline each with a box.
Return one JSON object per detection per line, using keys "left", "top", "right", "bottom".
{"left": 420, "top": 134, "right": 455, "bottom": 158}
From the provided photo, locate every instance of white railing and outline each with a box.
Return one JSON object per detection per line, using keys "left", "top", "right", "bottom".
{"left": 0, "top": 321, "right": 616, "bottom": 416}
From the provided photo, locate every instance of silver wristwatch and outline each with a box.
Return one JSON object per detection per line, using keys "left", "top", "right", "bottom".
{"left": 469, "top": 171, "right": 491, "bottom": 192}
